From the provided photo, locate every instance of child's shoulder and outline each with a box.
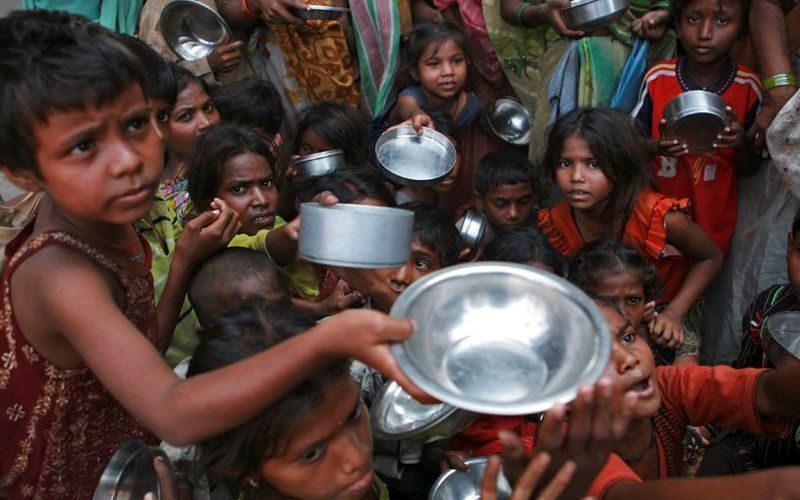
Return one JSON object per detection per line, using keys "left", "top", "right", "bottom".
{"left": 643, "top": 57, "right": 680, "bottom": 82}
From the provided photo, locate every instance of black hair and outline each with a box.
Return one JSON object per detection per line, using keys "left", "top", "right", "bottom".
{"left": 171, "top": 63, "right": 211, "bottom": 96}
{"left": 483, "top": 226, "right": 567, "bottom": 276}
{"left": 543, "top": 108, "right": 650, "bottom": 226}
{"left": 0, "top": 10, "right": 145, "bottom": 175}
{"left": 214, "top": 77, "right": 284, "bottom": 136}
{"left": 293, "top": 102, "right": 368, "bottom": 166}
{"left": 189, "top": 302, "right": 351, "bottom": 494}
{"left": 188, "top": 248, "right": 290, "bottom": 326}
{"left": 673, "top": 0, "right": 749, "bottom": 34}
{"left": 308, "top": 167, "right": 397, "bottom": 207}
{"left": 116, "top": 34, "right": 177, "bottom": 105}
{"left": 399, "top": 20, "right": 469, "bottom": 89}
{"left": 186, "top": 122, "right": 278, "bottom": 211}
{"left": 474, "top": 148, "right": 536, "bottom": 196}
{"left": 568, "top": 238, "right": 662, "bottom": 301}
{"left": 400, "top": 201, "right": 461, "bottom": 267}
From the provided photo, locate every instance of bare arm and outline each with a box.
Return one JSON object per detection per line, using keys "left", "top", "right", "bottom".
{"left": 500, "top": 0, "right": 584, "bottom": 37}
{"left": 756, "top": 363, "right": 800, "bottom": 418}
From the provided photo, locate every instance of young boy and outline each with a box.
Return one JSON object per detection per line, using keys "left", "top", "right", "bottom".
{"left": 213, "top": 77, "right": 285, "bottom": 146}
{"left": 631, "top": 0, "right": 761, "bottom": 254}
{"left": 473, "top": 148, "right": 537, "bottom": 231}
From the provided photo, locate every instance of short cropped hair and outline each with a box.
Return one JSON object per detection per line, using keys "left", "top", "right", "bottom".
{"left": 474, "top": 149, "right": 535, "bottom": 197}
{"left": 400, "top": 201, "right": 461, "bottom": 267}
{"left": 117, "top": 34, "right": 177, "bottom": 104}
{"left": 483, "top": 226, "right": 567, "bottom": 276}
{"left": 0, "top": 10, "right": 145, "bottom": 174}
{"left": 214, "top": 77, "right": 284, "bottom": 136}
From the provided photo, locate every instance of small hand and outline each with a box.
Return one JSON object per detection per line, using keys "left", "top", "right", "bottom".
{"left": 207, "top": 40, "right": 244, "bottom": 74}
{"left": 746, "top": 85, "right": 796, "bottom": 151}
{"left": 318, "top": 279, "right": 365, "bottom": 316}
{"left": 254, "top": 0, "right": 310, "bottom": 25}
{"left": 481, "top": 453, "right": 576, "bottom": 500}
{"left": 713, "top": 106, "right": 743, "bottom": 150}
{"left": 657, "top": 119, "right": 689, "bottom": 157}
{"left": 643, "top": 301, "right": 656, "bottom": 323}
{"left": 543, "top": 0, "right": 585, "bottom": 38}
{"left": 647, "top": 307, "right": 685, "bottom": 349}
{"left": 632, "top": 9, "right": 669, "bottom": 40}
{"left": 175, "top": 198, "right": 241, "bottom": 269}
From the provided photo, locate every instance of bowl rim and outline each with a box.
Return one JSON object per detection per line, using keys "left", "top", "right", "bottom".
{"left": 94, "top": 440, "right": 168, "bottom": 499}
{"left": 428, "top": 456, "right": 498, "bottom": 499}
{"left": 370, "top": 381, "right": 468, "bottom": 441}
{"left": 564, "top": 0, "right": 628, "bottom": 10}
{"left": 764, "top": 311, "right": 800, "bottom": 359}
{"left": 292, "top": 149, "right": 344, "bottom": 164}
{"left": 485, "top": 98, "right": 533, "bottom": 146}
{"left": 375, "top": 125, "right": 457, "bottom": 186}
{"left": 160, "top": 0, "right": 232, "bottom": 61}
{"left": 390, "top": 262, "right": 611, "bottom": 415}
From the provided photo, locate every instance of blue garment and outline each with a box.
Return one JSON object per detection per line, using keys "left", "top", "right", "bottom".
{"left": 611, "top": 38, "right": 650, "bottom": 113}
{"left": 371, "top": 86, "right": 484, "bottom": 135}
{"left": 547, "top": 41, "right": 580, "bottom": 128}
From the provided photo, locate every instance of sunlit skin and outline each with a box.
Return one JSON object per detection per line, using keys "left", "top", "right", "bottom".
{"left": 167, "top": 82, "right": 219, "bottom": 161}
{"left": 215, "top": 152, "right": 278, "bottom": 235}
{"left": 375, "top": 238, "right": 443, "bottom": 295}
{"left": 479, "top": 182, "right": 536, "bottom": 230}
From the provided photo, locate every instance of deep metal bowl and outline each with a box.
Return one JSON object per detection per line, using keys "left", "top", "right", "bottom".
{"left": 484, "top": 98, "right": 533, "bottom": 146}
{"left": 292, "top": 149, "right": 344, "bottom": 182}
{"left": 375, "top": 125, "right": 457, "bottom": 187}
{"left": 455, "top": 210, "right": 487, "bottom": 252}
{"left": 291, "top": 5, "right": 350, "bottom": 20}
{"left": 560, "top": 0, "right": 630, "bottom": 31}
{"left": 762, "top": 312, "right": 800, "bottom": 369}
{"left": 94, "top": 440, "right": 170, "bottom": 500}
{"left": 160, "top": 0, "right": 233, "bottom": 61}
{"left": 428, "top": 457, "right": 511, "bottom": 500}
{"left": 390, "top": 263, "right": 610, "bottom": 415}
{"left": 663, "top": 90, "right": 727, "bottom": 152}
{"left": 371, "top": 381, "right": 477, "bottom": 443}
{"left": 299, "top": 203, "right": 413, "bottom": 268}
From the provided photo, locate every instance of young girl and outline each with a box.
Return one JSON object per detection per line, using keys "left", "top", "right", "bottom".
{"left": 538, "top": 108, "right": 723, "bottom": 359}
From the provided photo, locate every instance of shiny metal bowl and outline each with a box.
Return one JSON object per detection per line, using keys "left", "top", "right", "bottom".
{"left": 390, "top": 263, "right": 610, "bottom": 415}
{"left": 375, "top": 125, "right": 457, "bottom": 187}
{"left": 484, "top": 98, "right": 533, "bottom": 146}
{"left": 428, "top": 457, "right": 511, "bottom": 500}
{"left": 371, "top": 381, "right": 477, "bottom": 443}
{"left": 160, "top": 0, "right": 233, "bottom": 61}
{"left": 455, "top": 210, "right": 487, "bottom": 252}
{"left": 663, "top": 90, "right": 727, "bottom": 152}
{"left": 94, "top": 440, "right": 170, "bottom": 499}
{"left": 299, "top": 202, "right": 413, "bottom": 268}
{"left": 292, "top": 5, "right": 350, "bottom": 20}
{"left": 762, "top": 312, "right": 800, "bottom": 369}
{"left": 292, "top": 149, "right": 344, "bottom": 182}
{"left": 560, "top": 0, "right": 631, "bottom": 31}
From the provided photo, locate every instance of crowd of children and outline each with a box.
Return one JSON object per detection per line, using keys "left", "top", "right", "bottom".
{"left": 1, "top": 0, "right": 800, "bottom": 498}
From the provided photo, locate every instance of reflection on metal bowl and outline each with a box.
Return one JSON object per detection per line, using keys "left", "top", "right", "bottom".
{"left": 375, "top": 125, "right": 457, "bottom": 187}
{"left": 561, "top": 0, "right": 631, "bottom": 31}
{"left": 428, "top": 457, "right": 512, "bottom": 500}
{"left": 160, "top": 0, "right": 232, "bottom": 61}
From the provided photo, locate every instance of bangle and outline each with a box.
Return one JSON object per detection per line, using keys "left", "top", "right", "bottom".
{"left": 241, "top": 0, "right": 258, "bottom": 20}
{"left": 514, "top": 2, "right": 533, "bottom": 27}
{"left": 762, "top": 73, "right": 798, "bottom": 92}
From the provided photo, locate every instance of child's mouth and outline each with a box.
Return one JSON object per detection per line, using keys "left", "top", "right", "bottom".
{"left": 252, "top": 214, "right": 275, "bottom": 226}
{"left": 628, "top": 376, "right": 654, "bottom": 398}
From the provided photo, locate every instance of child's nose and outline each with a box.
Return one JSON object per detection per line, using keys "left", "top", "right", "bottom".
{"left": 339, "top": 428, "right": 370, "bottom": 475}
{"left": 250, "top": 188, "right": 270, "bottom": 206}
{"left": 108, "top": 141, "right": 143, "bottom": 178}
{"left": 612, "top": 344, "right": 638, "bottom": 373}
{"left": 699, "top": 19, "right": 714, "bottom": 39}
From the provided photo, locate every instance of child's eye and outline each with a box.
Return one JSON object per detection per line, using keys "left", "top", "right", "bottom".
{"left": 156, "top": 112, "right": 170, "bottom": 123}
{"left": 621, "top": 332, "right": 636, "bottom": 344}
{"left": 203, "top": 102, "right": 215, "bottom": 113}
{"left": 627, "top": 296, "right": 643, "bottom": 305}
{"left": 69, "top": 140, "right": 95, "bottom": 156}
{"left": 588, "top": 160, "right": 600, "bottom": 168}
{"left": 127, "top": 116, "right": 148, "bottom": 133}
{"left": 518, "top": 196, "right": 533, "bottom": 206}
{"left": 230, "top": 184, "right": 245, "bottom": 194}
{"left": 492, "top": 200, "right": 507, "bottom": 209}
{"left": 302, "top": 445, "right": 326, "bottom": 463}
{"left": 687, "top": 13, "right": 700, "bottom": 22}
{"left": 178, "top": 111, "right": 192, "bottom": 122}
{"left": 557, "top": 160, "right": 571, "bottom": 168}
{"left": 260, "top": 179, "right": 273, "bottom": 189}
{"left": 414, "top": 259, "right": 432, "bottom": 271}
{"left": 716, "top": 16, "right": 729, "bottom": 24}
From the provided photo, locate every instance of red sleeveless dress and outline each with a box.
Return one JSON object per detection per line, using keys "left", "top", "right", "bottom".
{"left": 0, "top": 226, "right": 158, "bottom": 498}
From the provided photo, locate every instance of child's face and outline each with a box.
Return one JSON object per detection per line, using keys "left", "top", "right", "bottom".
{"left": 787, "top": 232, "right": 800, "bottom": 298}
{"left": 599, "top": 302, "right": 661, "bottom": 421}
{"left": 677, "top": 0, "right": 743, "bottom": 67}
{"left": 151, "top": 98, "right": 173, "bottom": 141}
{"left": 479, "top": 182, "right": 535, "bottom": 230}
{"left": 216, "top": 152, "right": 278, "bottom": 235}
{"left": 260, "top": 375, "right": 374, "bottom": 500}
{"left": 374, "top": 237, "right": 443, "bottom": 295}
{"left": 299, "top": 127, "right": 334, "bottom": 156}
{"left": 17, "top": 83, "right": 163, "bottom": 226}
{"left": 413, "top": 39, "right": 468, "bottom": 102}
{"left": 168, "top": 82, "right": 219, "bottom": 159}
{"left": 555, "top": 135, "right": 613, "bottom": 213}
{"left": 592, "top": 271, "right": 647, "bottom": 328}
{"left": 433, "top": 139, "right": 461, "bottom": 194}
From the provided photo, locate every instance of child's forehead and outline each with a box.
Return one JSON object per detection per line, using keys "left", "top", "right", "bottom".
{"left": 421, "top": 38, "right": 465, "bottom": 59}
{"left": 681, "top": 0, "right": 742, "bottom": 12}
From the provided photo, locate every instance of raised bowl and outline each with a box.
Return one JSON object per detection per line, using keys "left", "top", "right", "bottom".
{"left": 291, "top": 5, "right": 350, "bottom": 20}
{"left": 428, "top": 457, "right": 511, "bottom": 500}
{"left": 455, "top": 210, "right": 487, "bottom": 252}
{"left": 762, "top": 311, "right": 800, "bottom": 369}
{"left": 484, "top": 98, "right": 533, "bottom": 146}
{"left": 94, "top": 440, "right": 170, "bottom": 499}
{"left": 663, "top": 90, "right": 727, "bottom": 152}
{"left": 375, "top": 125, "right": 457, "bottom": 187}
{"left": 390, "top": 263, "right": 610, "bottom": 415}
{"left": 160, "top": 0, "right": 232, "bottom": 61}
{"left": 292, "top": 149, "right": 344, "bottom": 182}
{"left": 560, "top": 0, "right": 631, "bottom": 31}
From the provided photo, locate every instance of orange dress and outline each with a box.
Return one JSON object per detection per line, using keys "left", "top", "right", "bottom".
{"left": 0, "top": 226, "right": 158, "bottom": 498}
{"left": 538, "top": 190, "right": 691, "bottom": 303}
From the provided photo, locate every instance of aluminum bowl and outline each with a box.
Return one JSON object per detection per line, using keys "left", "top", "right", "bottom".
{"left": 428, "top": 457, "right": 511, "bottom": 500}
{"left": 561, "top": 0, "right": 631, "bottom": 31}
{"left": 456, "top": 210, "right": 487, "bottom": 252}
{"left": 94, "top": 440, "right": 170, "bottom": 499}
{"left": 390, "top": 263, "right": 610, "bottom": 415}
{"left": 484, "top": 98, "right": 533, "bottom": 146}
{"left": 292, "top": 5, "right": 350, "bottom": 20}
{"left": 663, "top": 90, "right": 727, "bottom": 152}
{"left": 762, "top": 312, "right": 800, "bottom": 369}
{"left": 375, "top": 125, "right": 457, "bottom": 187}
{"left": 299, "top": 203, "right": 413, "bottom": 268}
{"left": 160, "top": 0, "right": 232, "bottom": 61}
{"left": 371, "top": 381, "right": 478, "bottom": 443}
{"left": 292, "top": 149, "right": 344, "bottom": 182}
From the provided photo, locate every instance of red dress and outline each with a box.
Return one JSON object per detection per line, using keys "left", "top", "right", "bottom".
{"left": 0, "top": 227, "right": 158, "bottom": 498}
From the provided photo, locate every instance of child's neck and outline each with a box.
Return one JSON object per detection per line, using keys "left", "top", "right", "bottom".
{"left": 571, "top": 204, "right": 616, "bottom": 241}
{"left": 47, "top": 203, "right": 136, "bottom": 249}
{"left": 684, "top": 56, "right": 730, "bottom": 89}
{"left": 419, "top": 86, "right": 463, "bottom": 118}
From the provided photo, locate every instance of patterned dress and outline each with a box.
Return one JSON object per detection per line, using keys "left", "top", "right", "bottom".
{"left": 0, "top": 225, "right": 157, "bottom": 498}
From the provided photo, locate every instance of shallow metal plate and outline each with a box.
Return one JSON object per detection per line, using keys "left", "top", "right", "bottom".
{"left": 94, "top": 440, "right": 168, "bottom": 500}
{"left": 429, "top": 457, "right": 511, "bottom": 500}
{"left": 561, "top": 0, "right": 630, "bottom": 31}
{"left": 763, "top": 311, "right": 800, "bottom": 367}
{"left": 160, "top": 0, "right": 232, "bottom": 61}
{"left": 375, "top": 125, "right": 457, "bottom": 187}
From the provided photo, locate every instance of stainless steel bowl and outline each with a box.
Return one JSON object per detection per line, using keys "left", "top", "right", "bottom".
{"left": 94, "top": 440, "right": 171, "bottom": 500}
{"left": 456, "top": 210, "right": 487, "bottom": 252}
{"left": 484, "top": 98, "right": 533, "bottom": 146}
{"left": 390, "top": 263, "right": 610, "bottom": 415}
{"left": 160, "top": 0, "right": 233, "bottom": 61}
{"left": 299, "top": 202, "right": 413, "bottom": 268}
{"left": 762, "top": 312, "right": 800, "bottom": 369}
{"left": 375, "top": 125, "right": 457, "bottom": 187}
{"left": 428, "top": 457, "right": 511, "bottom": 500}
{"left": 560, "top": 0, "right": 631, "bottom": 31}
{"left": 371, "top": 381, "right": 478, "bottom": 443}
{"left": 663, "top": 90, "right": 727, "bottom": 152}
{"left": 292, "top": 5, "right": 350, "bottom": 20}
{"left": 292, "top": 149, "right": 344, "bottom": 182}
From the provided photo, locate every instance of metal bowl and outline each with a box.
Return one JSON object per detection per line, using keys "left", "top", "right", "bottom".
{"left": 456, "top": 210, "right": 487, "bottom": 252}
{"left": 371, "top": 381, "right": 477, "bottom": 443}
{"left": 429, "top": 457, "right": 511, "bottom": 500}
{"left": 291, "top": 5, "right": 350, "bottom": 20}
{"left": 299, "top": 202, "right": 413, "bottom": 268}
{"left": 160, "top": 0, "right": 232, "bottom": 61}
{"left": 94, "top": 440, "right": 170, "bottom": 500}
{"left": 292, "top": 149, "right": 344, "bottom": 182}
{"left": 762, "top": 312, "right": 800, "bottom": 369}
{"left": 560, "top": 0, "right": 631, "bottom": 31}
{"left": 375, "top": 125, "right": 457, "bottom": 187}
{"left": 484, "top": 98, "right": 533, "bottom": 146}
{"left": 390, "top": 263, "right": 610, "bottom": 415}
{"left": 663, "top": 90, "right": 727, "bottom": 152}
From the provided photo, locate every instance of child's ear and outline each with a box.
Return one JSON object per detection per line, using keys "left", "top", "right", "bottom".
{"left": 1, "top": 165, "right": 44, "bottom": 193}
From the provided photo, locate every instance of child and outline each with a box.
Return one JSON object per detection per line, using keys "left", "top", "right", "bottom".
{"left": 474, "top": 148, "right": 537, "bottom": 230}
{"left": 294, "top": 101, "right": 370, "bottom": 166}
{"left": 538, "top": 108, "right": 723, "bottom": 356}
{"left": 0, "top": 12, "right": 421, "bottom": 496}
{"left": 631, "top": 0, "right": 761, "bottom": 255}
{"left": 482, "top": 226, "right": 567, "bottom": 276}
{"left": 213, "top": 77, "right": 285, "bottom": 146}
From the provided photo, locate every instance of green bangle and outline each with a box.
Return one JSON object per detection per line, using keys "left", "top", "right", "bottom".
{"left": 762, "top": 73, "right": 798, "bottom": 91}
{"left": 514, "top": 2, "right": 533, "bottom": 27}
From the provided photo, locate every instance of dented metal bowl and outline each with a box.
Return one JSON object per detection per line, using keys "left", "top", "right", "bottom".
{"left": 762, "top": 311, "right": 800, "bottom": 369}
